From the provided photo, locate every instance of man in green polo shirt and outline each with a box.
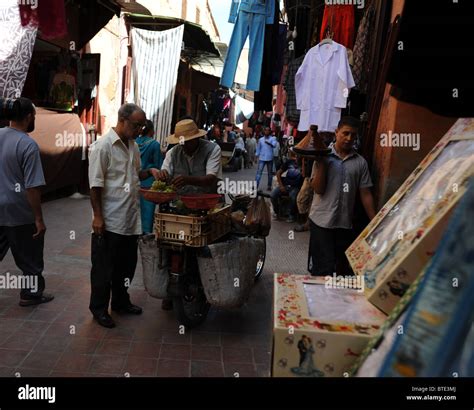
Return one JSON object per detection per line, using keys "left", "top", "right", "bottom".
{"left": 309, "top": 116, "right": 376, "bottom": 276}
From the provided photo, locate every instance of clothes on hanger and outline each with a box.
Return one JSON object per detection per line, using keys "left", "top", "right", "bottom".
{"left": 254, "top": 1, "right": 282, "bottom": 111}
{"left": 221, "top": 0, "right": 276, "bottom": 91}
{"left": 295, "top": 41, "right": 355, "bottom": 132}
{"left": 319, "top": 5, "right": 355, "bottom": 50}
{"left": 229, "top": 0, "right": 275, "bottom": 25}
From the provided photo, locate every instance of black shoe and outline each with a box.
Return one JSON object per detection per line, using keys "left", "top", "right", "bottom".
{"left": 161, "top": 298, "right": 173, "bottom": 311}
{"left": 93, "top": 312, "right": 116, "bottom": 328}
{"left": 112, "top": 304, "right": 143, "bottom": 315}
{"left": 19, "top": 293, "right": 54, "bottom": 307}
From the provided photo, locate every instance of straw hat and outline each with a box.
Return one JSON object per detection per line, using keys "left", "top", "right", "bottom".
{"left": 167, "top": 119, "right": 207, "bottom": 144}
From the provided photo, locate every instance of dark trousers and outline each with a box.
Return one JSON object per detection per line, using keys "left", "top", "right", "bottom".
{"left": 90, "top": 231, "right": 138, "bottom": 316}
{"left": 309, "top": 220, "right": 355, "bottom": 277}
{"left": 0, "top": 224, "right": 45, "bottom": 298}
{"left": 270, "top": 186, "right": 299, "bottom": 218}
{"left": 256, "top": 160, "right": 274, "bottom": 189}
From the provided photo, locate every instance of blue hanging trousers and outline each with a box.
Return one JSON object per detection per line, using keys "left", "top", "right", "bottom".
{"left": 220, "top": 11, "right": 266, "bottom": 91}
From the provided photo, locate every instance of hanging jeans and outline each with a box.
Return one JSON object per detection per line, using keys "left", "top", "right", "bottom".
{"left": 220, "top": 11, "right": 266, "bottom": 91}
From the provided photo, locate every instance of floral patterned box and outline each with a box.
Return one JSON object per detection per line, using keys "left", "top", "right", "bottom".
{"left": 346, "top": 118, "right": 474, "bottom": 315}
{"left": 272, "top": 274, "right": 387, "bottom": 377}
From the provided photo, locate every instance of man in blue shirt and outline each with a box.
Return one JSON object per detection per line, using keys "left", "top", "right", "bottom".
{"left": 255, "top": 126, "right": 277, "bottom": 190}
{"left": 271, "top": 151, "right": 303, "bottom": 222}
{"left": 0, "top": 98, "right": 53, "bottom": 306}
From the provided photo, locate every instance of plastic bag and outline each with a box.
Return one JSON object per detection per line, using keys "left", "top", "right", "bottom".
{"left": 244, "top": 196, "right": 271, "bottom": 236}
{"left": 297, "top": 177, "right": 314, "bottom": 215}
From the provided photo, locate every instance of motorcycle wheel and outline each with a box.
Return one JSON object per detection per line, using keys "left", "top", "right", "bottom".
{"left": 173, "top": 273, "right": 210, "bottom": 329}
{"left": 255, "top": 237, "right": 266, "bottom": 281}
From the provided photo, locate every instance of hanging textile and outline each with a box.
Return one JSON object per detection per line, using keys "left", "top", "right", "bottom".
{"left": 220, "top": 0, "right": 276, "bottom": 91}
{"left": 0, "top": 0, "right": 37, "bottom": 98}
{"left": 129, "top": 25, "right": 184, "bottom": 146}
{"left": 233, "top": 94, "right": 254, "bottom": 127}
{"left": 295, "top": 41, "right": 355, "bottom": 132}
{"left": 319, "top": 5, "right": 355, "bottom": 50}
{"left": 352, "top": 2, "right": 376, "bottom": 93}
{"left": 19, "top": 0, "right": 67, "bottom": 40}
{"left": 387, "top": 0, "right": 473, "bottom": 117}
{"left": 284, "top": 54, "right": 305, "bottom": 122}
{"left": 253, "top": 0, "right": 281, "bottom": 110}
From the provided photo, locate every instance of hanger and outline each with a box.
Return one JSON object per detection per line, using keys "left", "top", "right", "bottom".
{"left": 319, "top": 26, "right": 333, "bottom": 46}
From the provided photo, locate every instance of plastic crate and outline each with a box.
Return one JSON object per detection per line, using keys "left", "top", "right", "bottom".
{"left": 155, "top": 205, "right": 231, "bottom": 247}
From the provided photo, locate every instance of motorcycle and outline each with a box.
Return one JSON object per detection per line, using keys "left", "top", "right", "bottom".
{"left": 148, "top": 191, "right": 270, "bottom": 328}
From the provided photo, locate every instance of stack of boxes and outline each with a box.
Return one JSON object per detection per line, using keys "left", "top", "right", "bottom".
{"left": 272, "top": 118, "right": 474, "bottom": 377}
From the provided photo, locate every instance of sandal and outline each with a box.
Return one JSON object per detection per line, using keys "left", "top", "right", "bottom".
{"left": 19, "top": 293, "right": 55, "bottom": 307}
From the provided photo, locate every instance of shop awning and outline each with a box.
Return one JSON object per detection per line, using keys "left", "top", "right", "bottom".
{"left": 124, "top": 13, "right": 220, "bottom": 58}
{"left": 191, "top": 42, "right": 249, "bottom": 87}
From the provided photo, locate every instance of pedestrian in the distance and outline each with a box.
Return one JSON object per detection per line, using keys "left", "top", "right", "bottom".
{"left": 0, "top": 98, "right": 53, "bottom": 306}
{"left": 88, "top": 103, "right": 161, "bottom": 328}
{"left": 245, "top": 129, "right": 257, "bottom": 167}
{"left": 255, "top": 126, "right": 277, "bottom": 191}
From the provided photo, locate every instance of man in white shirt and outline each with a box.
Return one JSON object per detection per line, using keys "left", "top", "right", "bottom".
{"left": 88, "top": 103, "right": 161, "bottom": 328}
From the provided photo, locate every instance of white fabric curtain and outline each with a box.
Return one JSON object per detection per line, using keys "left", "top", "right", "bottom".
{"left": 130, "top": 25, "right": 184, "bottom": 145}
{"left": 0, "top": 0, "right": 37, "bottom": 98}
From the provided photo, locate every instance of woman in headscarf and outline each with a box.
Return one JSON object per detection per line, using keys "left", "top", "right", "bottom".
{"left": 136, "top": 120, "right": 163, "bottom": 234}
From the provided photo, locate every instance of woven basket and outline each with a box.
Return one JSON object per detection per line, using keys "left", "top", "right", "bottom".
{"left": 197, "top": 237, "right": 263, "bottom": 308}
{"left": 138, "top": 235, "right": 169, "bottom": 299}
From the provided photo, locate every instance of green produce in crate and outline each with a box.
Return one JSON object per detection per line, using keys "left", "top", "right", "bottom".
{"left": 151, "top": 180, "right": 175, "bottom": 193}
{"left": 175, "top": 200, "right": 186, "bottom": 210}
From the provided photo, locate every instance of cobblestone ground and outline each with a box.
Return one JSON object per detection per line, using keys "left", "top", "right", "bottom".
{"left": 0, "top": 164, "right": 309, "bottom": 377}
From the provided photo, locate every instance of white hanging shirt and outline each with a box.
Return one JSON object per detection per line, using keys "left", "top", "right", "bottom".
{"left": 295, "top": 41, "right": 355, "bottom": 132}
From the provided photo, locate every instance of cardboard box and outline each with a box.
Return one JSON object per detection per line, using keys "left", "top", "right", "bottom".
{"left": 346, "top": 119, "right": 474, "bottom": 314}
{"left": 272, "top": 274, "right": 386, "bottom": 377}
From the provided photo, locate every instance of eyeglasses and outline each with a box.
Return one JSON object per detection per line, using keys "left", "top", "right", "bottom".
{"left": 127, "top": 119, "right": 146, "bottom": 131}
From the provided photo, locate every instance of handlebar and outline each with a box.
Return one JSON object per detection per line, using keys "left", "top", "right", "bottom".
{"left": 256, "top": 190, "right": 271, "bottom": 199}
{"left": 228, "top": 190, "right": 271, "bottom": 203}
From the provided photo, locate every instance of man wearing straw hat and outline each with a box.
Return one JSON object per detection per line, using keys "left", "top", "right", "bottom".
{"left": 155, "top": 119, "right": 222, "bottom": 311}
{"left": 156, "top": 119, "right": 223, "bottom": 195}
